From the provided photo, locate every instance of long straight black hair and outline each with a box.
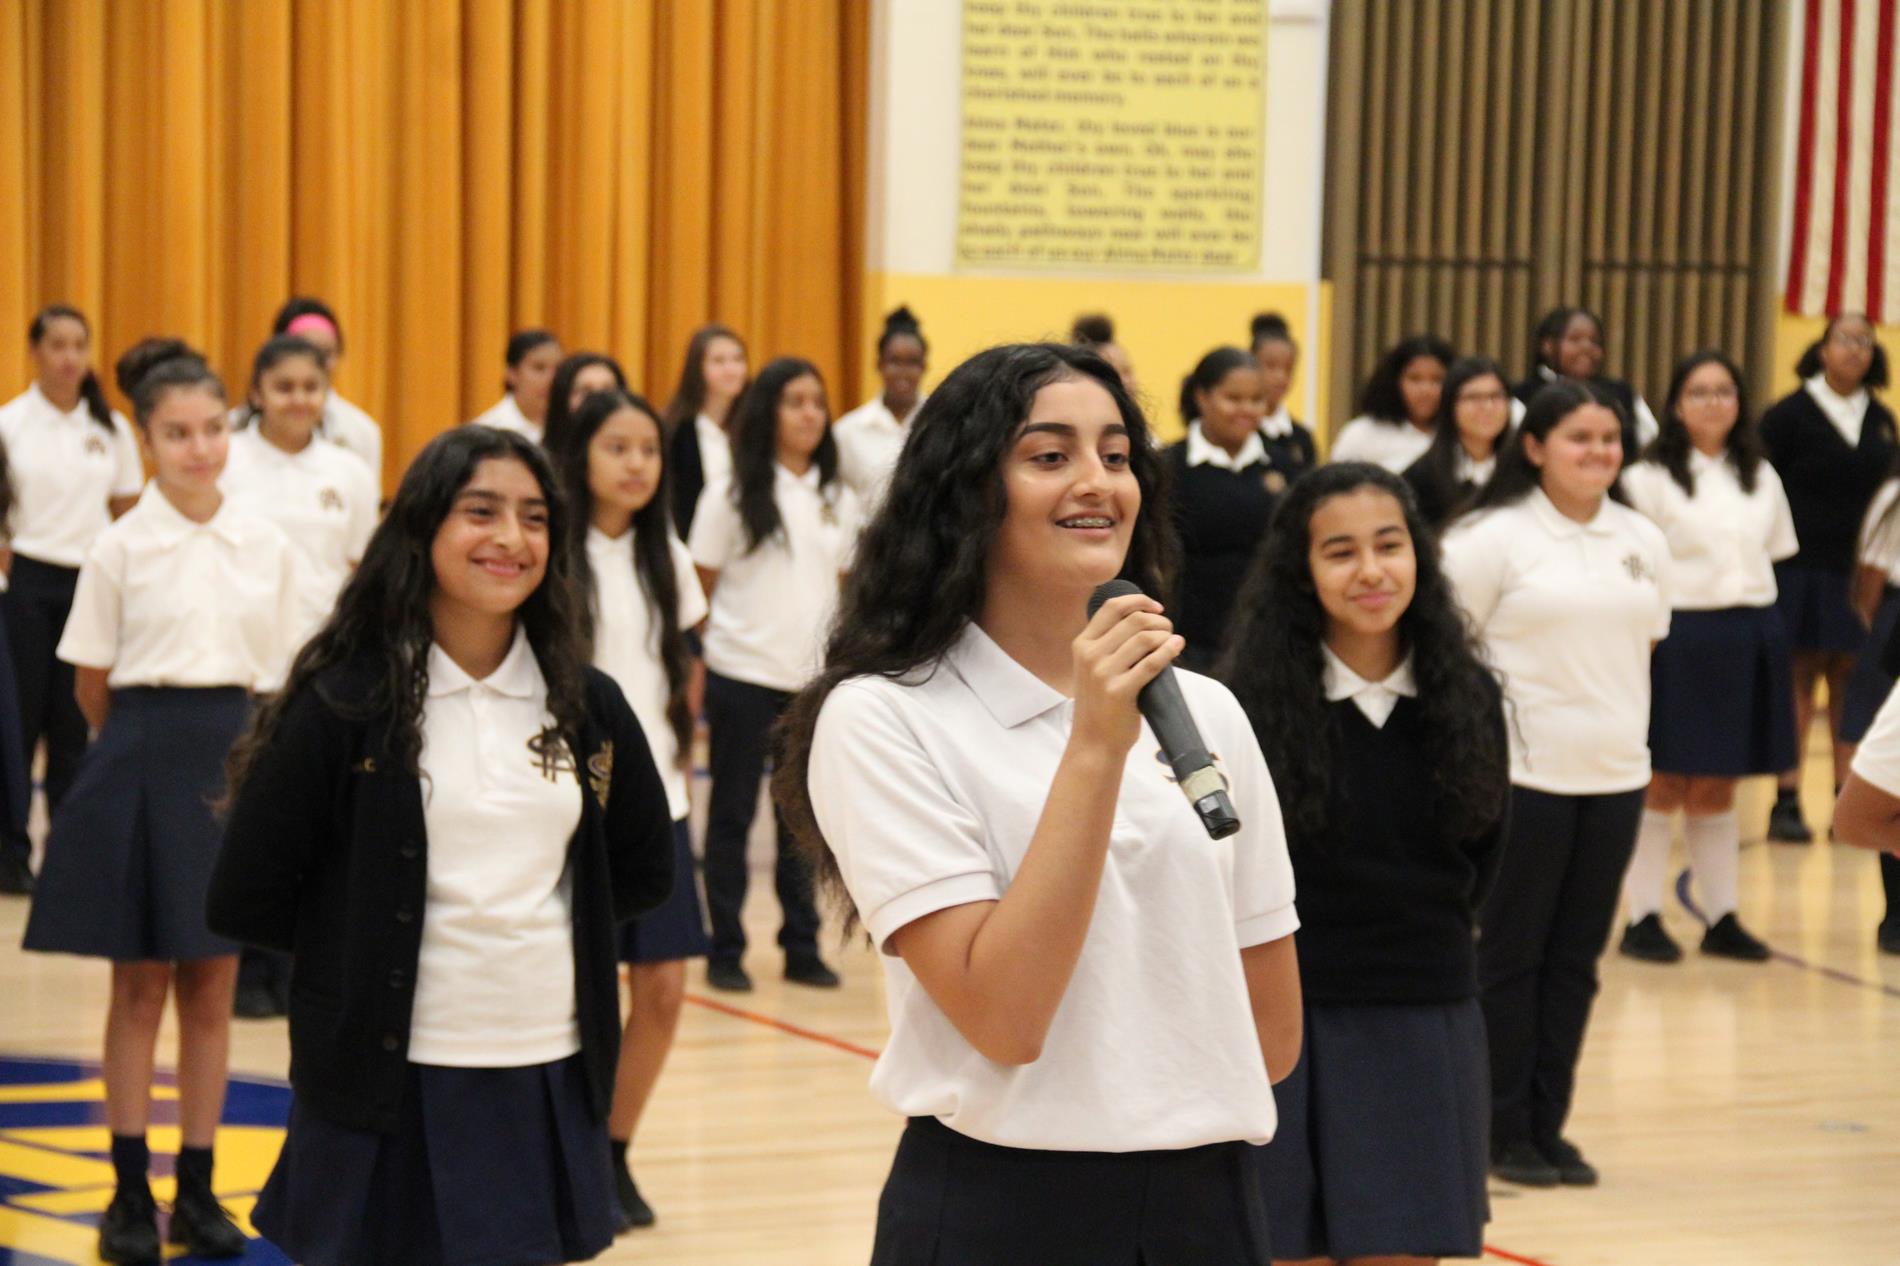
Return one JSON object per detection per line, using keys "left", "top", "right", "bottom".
{"left": 555, "top": 388, "right": 695, "bottom": 761}
{"left": 1640, "top": 350, "right": 1764, "bottom": 496}
{"left": 1411, "top": 356, "right": 1511, "bottom": 521}
{"left": 729, "top": 357, "right": 841, "bottom": 553}
{"left": 774, "top": 342, "right": 1177, "bottom": 927}
{"left": 29, "top": 305, "right": 115, "bottom": 432}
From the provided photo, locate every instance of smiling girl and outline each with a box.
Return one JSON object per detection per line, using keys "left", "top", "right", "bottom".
{"left": 1222, "top": 462, "right": 1508, "bottom": 1266}
{"left": 23, "top": 338, "right": 301, "bottom": 1263}
{"left": 210, "top": 426, "right": 676, "bottom": 1266}
{"left": 1442, "top": 381, "right": 1671, "bottom": 1189}
{"left": 1403, "top": 356, "right": 1515, "bottom": 527}
{"left": 1330, "top": 335, "right": 1456, "bottom": 473}
{"left": 774, "top": 342, "right": 1301, "bottom": 1264}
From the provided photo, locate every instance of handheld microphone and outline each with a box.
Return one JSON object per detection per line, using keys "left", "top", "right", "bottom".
{"left": 1087, "top": 580, "right": 1241, "bottom": 840}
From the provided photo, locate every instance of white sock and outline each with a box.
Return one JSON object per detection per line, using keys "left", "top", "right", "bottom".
{"left": 1622, "top": 809, "right": 1675, "bottom": 922}
{"left": 1685, "top": 812, "right": 1741, "bottom": 921}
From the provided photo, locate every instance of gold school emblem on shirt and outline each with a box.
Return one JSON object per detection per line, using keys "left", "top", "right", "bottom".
{"left": 527, "top": 732, "right": 578, "bottom": 784}
{"left": 317, "top": 487, "right": 344, "bottom": 512}
{"left": 819, "top": 500, "right": 839, "bottom": 527}
{"left": 587, "top": 742, "right": 613, "bottom": 809}
{"left": 1263, "top": 469, "right": 1288, "bottom": 495}
{"left": 84, "top": 435, "right": 108, "bottom": 458}
{"left": 1622, "top": 553, "right": 1656, "bottom": 584}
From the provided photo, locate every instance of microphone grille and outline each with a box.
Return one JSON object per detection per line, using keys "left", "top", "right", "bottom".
{"left": 1087, "top": 578, "right": 1144, "bottom": 618}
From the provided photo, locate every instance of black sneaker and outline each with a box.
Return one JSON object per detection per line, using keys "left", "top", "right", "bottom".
{"left": 97, "top": 1187, "right": 160, "bottom": 1263}
{"left": 706, "top": 960, "right": 753, "bottom": 992}
{"left": 1618, "top": 913, "right": 1682, "bottom": 963}
{"left": 1878, "top": 922, "right": 1900, "bottom": 956}
{"left": 1700, "top": 913, "right": 1771, "bottom": 962}
{"left": 1767, "top": 794, "right": 1813, "bottom": 843}
{"left": 1537, "top": 1136, "right": 1599, "bottom": 1186}
{"left": 785, "top": 956, "right": 841, "bottom": 988}
{"left": 1490, "top": 1139, "right": 1560, "bottom": 1187}
{"left": 167, "top": 1184, "right": 247, "bottom": 1257}
{"left": 0, "top": 851, "right": 34, "bottom": 896}
{"left": 614, "top": 1166, "right": 656, "bottom": 1230}
{"left": 233, "top": 983, "right": 282, "bottom": 1019}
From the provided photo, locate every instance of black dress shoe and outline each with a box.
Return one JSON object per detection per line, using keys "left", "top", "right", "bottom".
{"left": 614, "top": 1167, "right": 656, "bottom": 1229}
{"left": 97, "top": 1187, "right": 160, "bottom": 1264}
{"left": 1767, "top": 794, "right": 1813, "bottom": 843}
{"left": 785, "top": 956, "right": 841, "bottom": 988}
{"left": 1618, "top": 913, "right": 1682, "bottom": 963}
{"left": 1537, "top": 1136, "right": 1599, "bottom": 1186}
{"left": 1700, "top": 912, "right": 1771, "bottom": 962}
{"left": 167, "top": 1184, "right": 247, "bottom": 1257}
{"left": 0, "top": 851, "right": 34, "bottom": 896}
{"left": 1878, "top": 922, "right": 1900, "bottom": 956}
{"left": 1489, "top": 1139, "right": 1560, "bottom": 1187}
{"left": 706, "top": 960, "right": 753, "bottom": 992}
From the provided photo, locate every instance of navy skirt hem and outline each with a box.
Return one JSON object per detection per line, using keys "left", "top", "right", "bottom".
{"left": 22, "top": 687, "right": 248, "bottom": 961}
{"left": 617, "top": 818, "right": 710, "bottom": 963}
{"left": 1774, "top": 561, "right": 1866, "bottom": 654}
{"left": 1648, "top": 606, "right": 1799, "bottom": 777}
{"left": 1841, "top": 587, "right": 1900, "bottom": 743}
{"left": 1258, "top": 998, "right": 1490, "bottom": 1261}
{"left": 253, "top": 1054, "right": 616, "bottom": 1266}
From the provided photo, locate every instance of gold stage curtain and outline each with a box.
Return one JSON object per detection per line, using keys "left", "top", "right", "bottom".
{"left": 0, "top": 0, "right": 869, "bottom": 487}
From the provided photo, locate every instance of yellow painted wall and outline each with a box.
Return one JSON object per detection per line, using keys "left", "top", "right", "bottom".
{"left": 858, "top": 273, "right": 1328, "bottom": 445}
{"left": 1771, "top": 312, "right": 1900, "bottom": 398}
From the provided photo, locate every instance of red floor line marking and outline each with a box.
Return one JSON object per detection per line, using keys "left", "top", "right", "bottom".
{"left": 685, "top": 991, "right": 1556, "bottom": 1266}
{"left": 683, "top": 992, "right": 883, "bottom": 1060}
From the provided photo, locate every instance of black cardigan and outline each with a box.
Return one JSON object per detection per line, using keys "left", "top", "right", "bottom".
{"left": 1759, "top": 387, "right": 1897, "bottom": 574}
{"left": 1163, "top": 436, "right": 1285, "bottom": 666}
{"left": 208, "top": 659, "right": 675, "bottom": 1134}
{"left": 1280, "top": 695, "right": 1507, "bottom": 1005}
{"left": 669, "top": 416, "right": 709, "bottom": 540}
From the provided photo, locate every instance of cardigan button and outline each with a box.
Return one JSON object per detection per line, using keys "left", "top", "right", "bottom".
{"left": 387, "top": 969, "right": 406, "bottom": 990}
{"left": 399, "top": 842, "right": 420, "bottom": 860}
{"left": 395, "top": 908, "right": 415, "bottom": 924}
{"left": 381, "top": 1034, "right": 400, "bottom": 1052}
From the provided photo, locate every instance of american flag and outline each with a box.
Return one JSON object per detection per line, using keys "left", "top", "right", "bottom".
{"left": 1785, "top": 0, "right": 1900, "bottom": 321}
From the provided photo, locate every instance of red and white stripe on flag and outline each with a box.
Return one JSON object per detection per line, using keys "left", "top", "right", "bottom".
{"left": 1786, "top": 0, "right": 1900, "bottom": 322}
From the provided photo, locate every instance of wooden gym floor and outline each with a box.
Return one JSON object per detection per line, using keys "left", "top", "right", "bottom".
{"left": 1, "top": 743, "right": 1896, "bottom": 1265}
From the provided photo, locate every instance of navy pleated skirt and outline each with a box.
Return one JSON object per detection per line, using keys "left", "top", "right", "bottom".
{"left": 1841, "top": 586, "right": 1900, "bottom": 743}
{"left": 0, "top": 611, "right": 31, "bottom": 848}
{"left": 22, "top": 687, "right": 248, "bottom": 961}
{"left": 1648, "top": 606, "right": 1799, "bottom": 777}
{"left": 617, "top": 817, "right": 710, "bottom": 963}
{"left": 253, "top": 1054, "right": 618, "bottom": 1266}
{"left": 872, "top": 1115, "right": 1271, "bottom": 1266}
{"left": 1258, "top": 998, "right": 1490, "bottom": 1262}
{"left": 1774, "top": 561, "right": 1867, "bottom": 654}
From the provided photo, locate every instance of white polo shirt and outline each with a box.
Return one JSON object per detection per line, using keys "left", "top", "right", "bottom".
{"left": 221, "top": 426, "right": 379, "bottom": 656}
{"left": 56, "top": 483, "right": 301, "bottom": 691}
{"left": 587, "top": 525, "right": 708, "bottom": 820}
{"left": 808, "top": 623, "right": 1299, "bottom": 1153}
{"left": 695, "top": 412, "right": 733, "bottom": 491}
{"left": 1859, "top": 479, "right": 1900, "bottom": 582}
{"left": 833, "top": 394, "right": 924, "bottom": 508}
{"left": 1851, "top": 681, "right": 1900, "bottom": 796}
{"left": 409, "top": 629, "right": 585, "bottom": 1067}
{"left": 468, "top": 394, "right": 542, "bottom": 444}
{"left": 320, "top": 393, "right": 384, "bottom": 484}
{"left": 0, "top": 383, "right": 145, "bottom": 567}
{"left": 1620, "top": 453, "right": 1798, "bottom": 609}
{"left": 1442, "top": 490, "right": 1671, "bottom": 794}
{"left": 1328, "top": 415, "right": 1434, "bottom": 472}
{"left": 688, "top": 468, "right": 860, "bottom": 692}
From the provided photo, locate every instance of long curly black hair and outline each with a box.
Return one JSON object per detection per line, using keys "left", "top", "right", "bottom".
{"left": 773, "top": 342, "right": 1178, "bottom": 925}
{"left": 1216, "top": 462, "right": 1507, "bottom": 843}
{"left": 225, "top": 426, "right": 591, "bottom": 795}
{"left": 555, "top": 388, "right": 695, "bottom": 760}
{"left": 1641, "top": 349, "right": 1765, "bottom": 496}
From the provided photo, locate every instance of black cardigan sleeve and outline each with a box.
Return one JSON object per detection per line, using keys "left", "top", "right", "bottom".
{"left": 1464, "top": 683, "right": 1512, "bottom": 911}
{"left": 588, "top": 670, "right": 677, "bottom": 923}
{"left": 208, "top": 686, "right": 346, "bottom": 952}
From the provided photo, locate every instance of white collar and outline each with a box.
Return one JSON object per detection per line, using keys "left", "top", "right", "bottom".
{"left": 1185, "top": 422, "right": 1267, "bottom": 471}
{"left": 586, "top": 523, "right": 635, "bottom": 555}
{"left": 777, "top": 462, "right": 824, "bottom": 491}
{"left": 946, "top": 622, "right": 1069, "bottom": 729}
{"left": 135, "top": 482, "right": 247, "bottom": 548}
{"left": 860, "top": 395, "right": 924, "bottom": 430}
{"left": 1322, "top": 645, "right": 1416, "bottom": 729}
{"left": 427, "top": 625, "right": 541, "bottom": 699}
{"left": 1454, "top": 448, "right": 1497, "bottom": 483}
{"left": 1260, "top": 404, "right": 1296, "bottom": 439}
{"left": 1805, "top": 375, "right": 1870, "bottom": 445}
{"left": 28, "top": 380, "right": 89, "bottom": 422}
{"left": 1528, "top": 487, "right": 1615, "bottom": 538}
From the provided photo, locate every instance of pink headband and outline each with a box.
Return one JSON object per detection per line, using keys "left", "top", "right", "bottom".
{"left": 286, "top": 313, "right": 339, "bottom": 340}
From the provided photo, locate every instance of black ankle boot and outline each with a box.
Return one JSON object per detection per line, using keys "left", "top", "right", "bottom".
{"left": 168, "top": 1182, "right": 247, "bottom": 1257}
{"left": 98, "top": 1186, "right": 160, "bottom": 1264}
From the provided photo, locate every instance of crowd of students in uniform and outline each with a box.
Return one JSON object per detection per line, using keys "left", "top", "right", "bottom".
{"left": 0, "top": 292, "right": 1894, "bottom": 1266}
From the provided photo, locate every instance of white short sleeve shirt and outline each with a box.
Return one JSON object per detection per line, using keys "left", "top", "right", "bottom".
{"left": 688, "top": 467, "right": 861, "bottom": 692}
{"left": 695, "top": 413, "right": 733, "bottom": 491}
{"left": 1851, "top": 681, "right": 1900, "bottom": 796}
{"left": 220, "top": 426, "right": 379, "bottom": 656}
{"left": 1328, "top": 415, "right": 1435, "bottom": 472}
{"left": 0, "top": 383, "right": 145, "bottom": 567}
{"left": 320, "top": 393, "right": 384, "bottom": 484}
{"left": 469, "top": 394, "right": 542, "bottom": 445}
{"left": 833, "top": 395, "right": 924, "bottom": 509}
{"left": 409, "top": 630, "right": 585, "bottom": 1067}
{"left": 1860, "top": 480, "right": 1900, "bottom": 581}
{"left": 1441, "top": 490, "right": 1672, "bottom": 794}
{"left": 1620, "top": 454, "right": 1798, "bottom": 609}
{"left": 56, "top": 484, "right": 301, "bottom": 691}
{"left": 807, "top": 623, "right": 1299, "bottom": 1153}
{"left": 587, "top": 525, "right": 708, "bottom": 820}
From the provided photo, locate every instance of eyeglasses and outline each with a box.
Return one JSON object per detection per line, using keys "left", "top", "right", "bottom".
{"left": 1457, "top": 390, "right": 1510, "bottom": 406}
{"left": 1830, "top": 333, "right": 1876, "bottom": 350}
{"left": 1681, "top": 386, "right": 1739, "bottom": 404}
